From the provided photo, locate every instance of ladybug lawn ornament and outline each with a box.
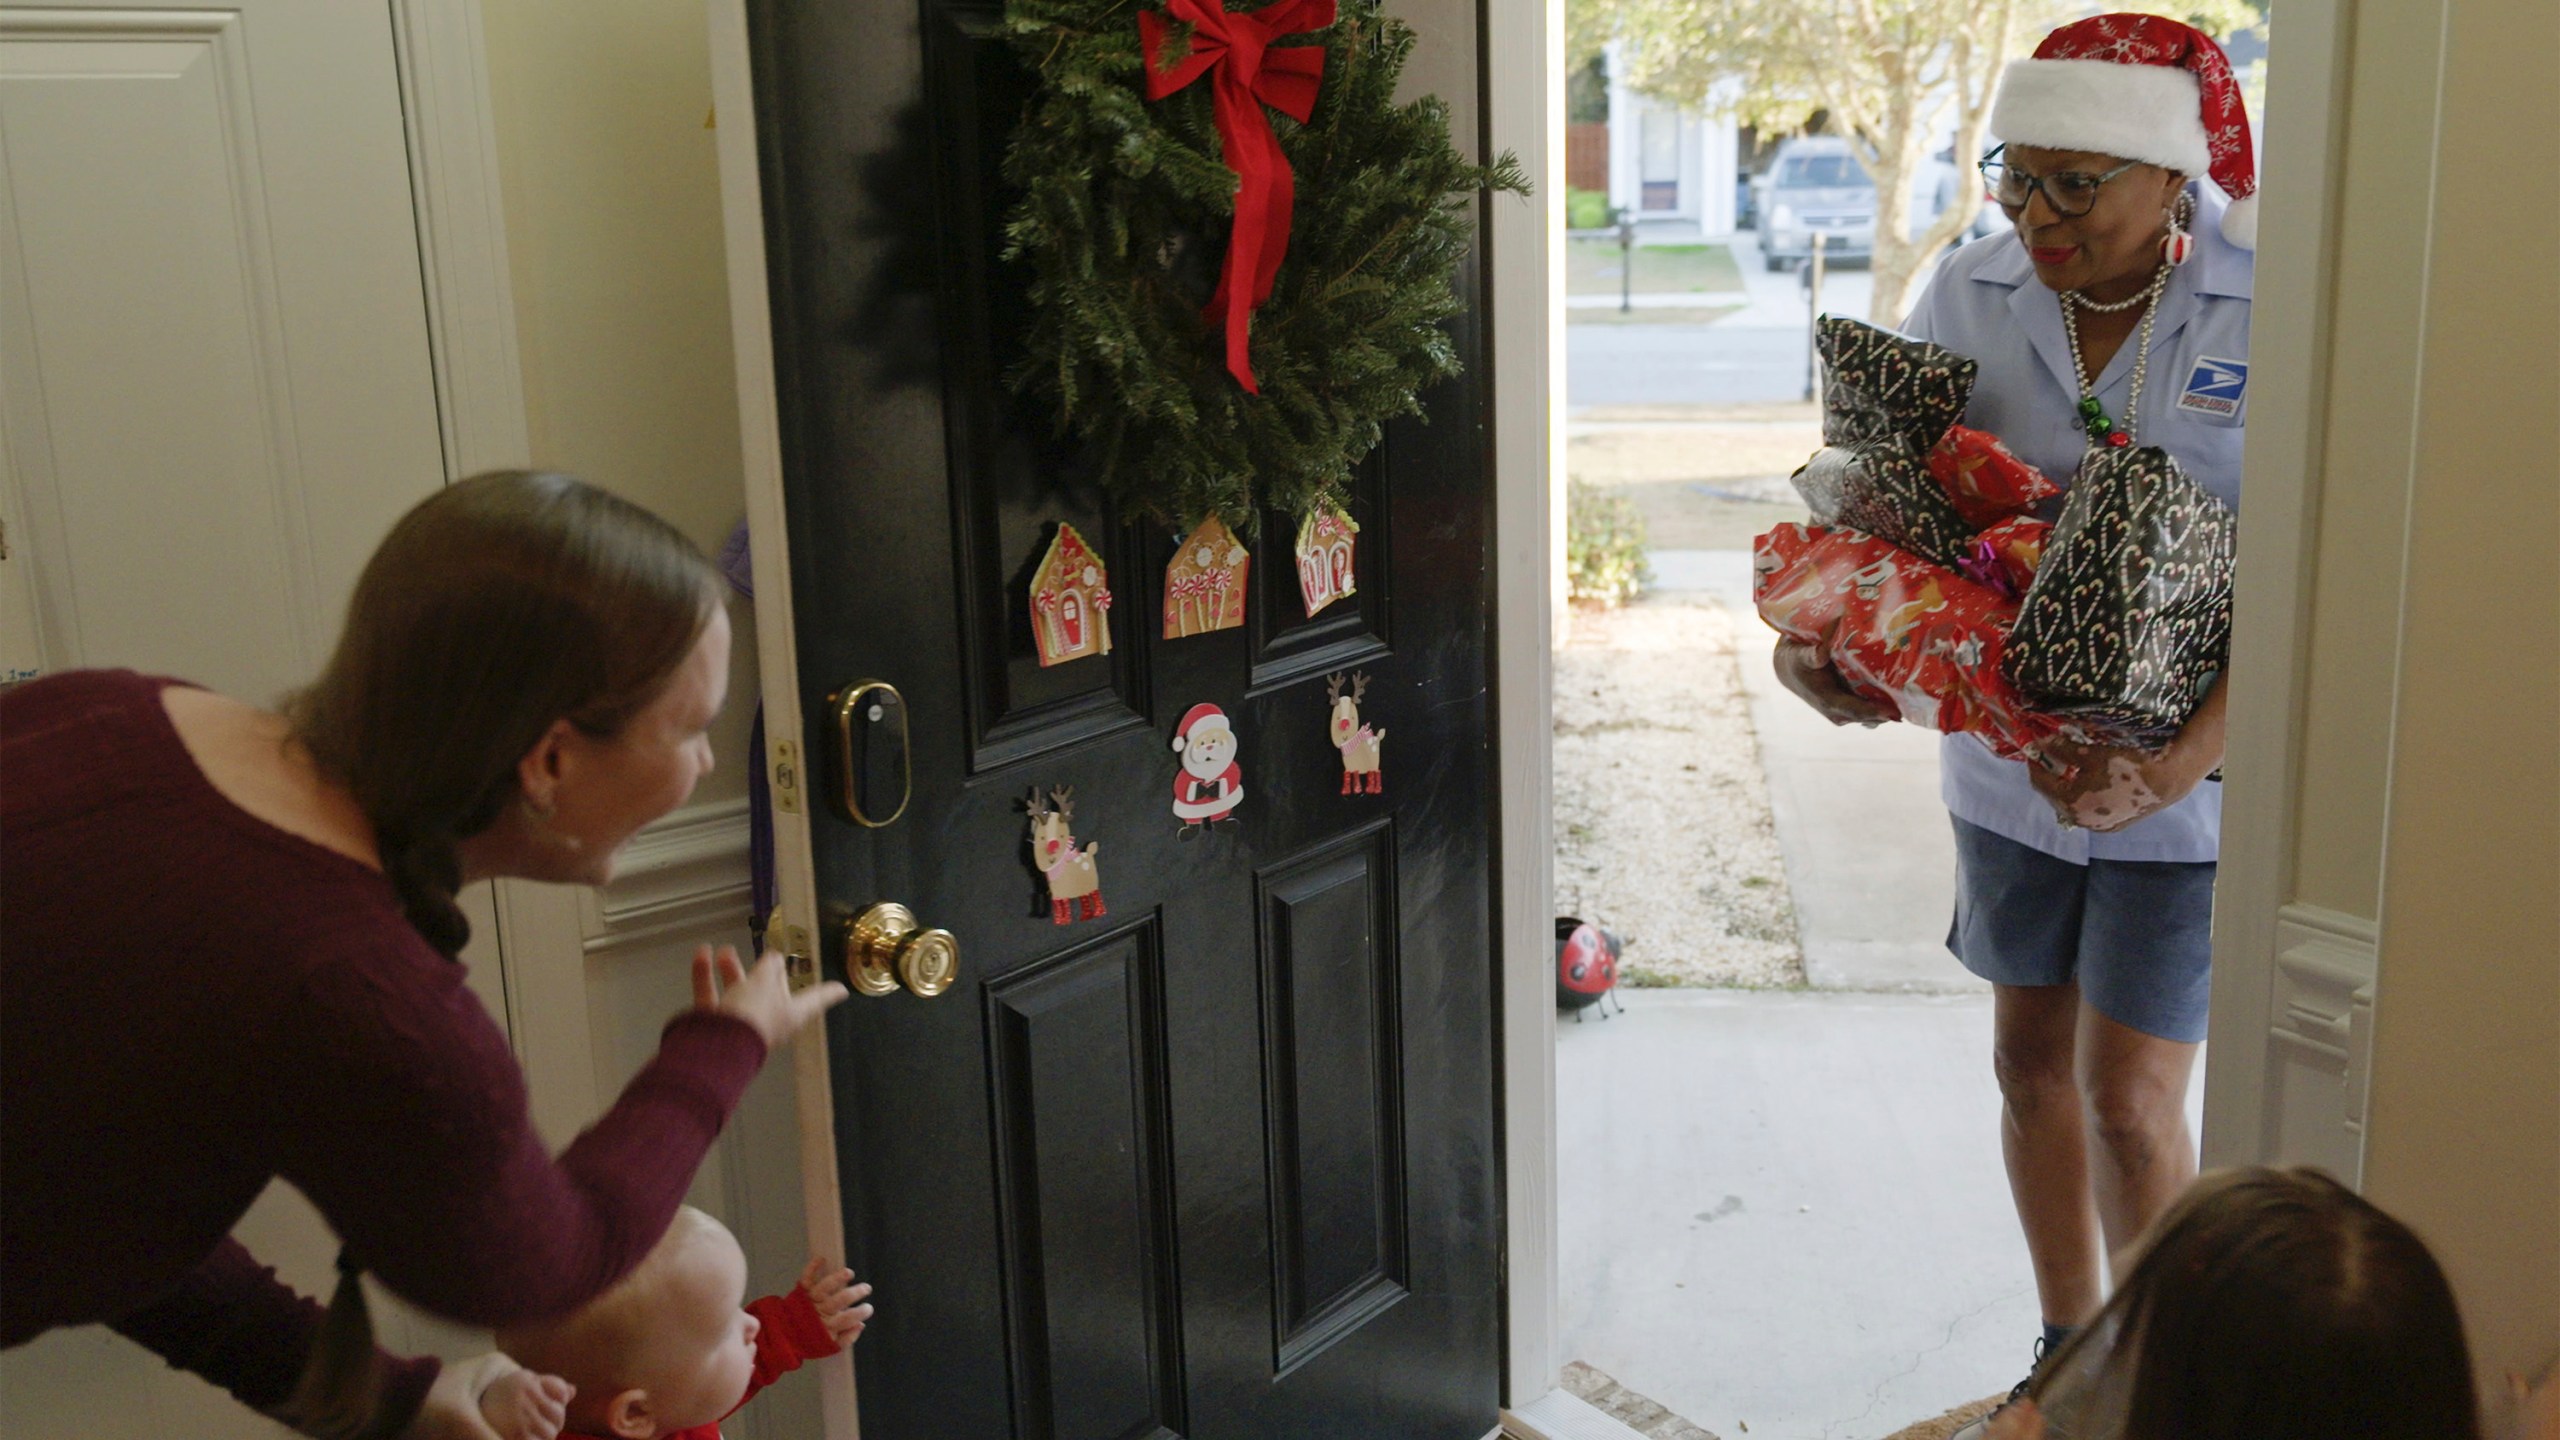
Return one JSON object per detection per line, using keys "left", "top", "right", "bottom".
{"left": 1556, "top": 916, "right": 1625, "bottom": 1021}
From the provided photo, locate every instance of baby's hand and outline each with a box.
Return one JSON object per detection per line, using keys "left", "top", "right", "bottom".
{"left": 798, "top": 1255, "right": 876, "bottom": 1348}
{"left": 476, "top": 1362, "right": 573, "bottom": 1440}
{"left": 403, "top": 1353, "right": 569, "bottom": 1440}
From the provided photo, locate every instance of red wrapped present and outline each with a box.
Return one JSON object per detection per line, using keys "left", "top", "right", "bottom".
{"left": 1753, "top": 523, "right": 2072, "bottom": 766}
{"left": 1951, "top": 514, "right": 2054, "bottom": 599}
{"left": 1929, "top": 425, "right": 2060, "bottom": 529}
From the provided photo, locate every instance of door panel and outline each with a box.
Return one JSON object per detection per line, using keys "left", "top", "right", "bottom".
{"left": 1259, "top": 822, "right": 1407, "bottom": 1375}
{"left": 1245, "top": 459, "right": 1391, "bottom": 694}
{"left": 985, "top": 920, "right": 1187, "bottom": 1440}
{"left": 923, "top": 1, "right": 1153, "bottom": 775}
{"left": 740, "top": 0, "right": 1499, "bottom": 1431}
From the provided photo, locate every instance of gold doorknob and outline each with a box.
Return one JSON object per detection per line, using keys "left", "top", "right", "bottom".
{"left": 843, "top": 902, "right": 960, "bottom": 999}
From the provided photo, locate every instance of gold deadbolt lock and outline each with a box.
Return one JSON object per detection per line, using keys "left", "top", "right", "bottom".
{"left": 842, "top": 903, "right": 959, "bottom": 999}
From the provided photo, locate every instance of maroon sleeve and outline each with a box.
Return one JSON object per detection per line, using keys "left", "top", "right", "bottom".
{"left": 107, "top": 1240, "right": 439, "bottom": 1439}
{"left": 260, "top": 942, "right": 768, "bottom": 1329}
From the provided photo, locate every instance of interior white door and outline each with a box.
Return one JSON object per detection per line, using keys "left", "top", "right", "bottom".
{"left": 0, "top": 0, "right": 447, "bottom": 699}
{"left": 0, "top": 4, "right": 465, "bottom": 1436}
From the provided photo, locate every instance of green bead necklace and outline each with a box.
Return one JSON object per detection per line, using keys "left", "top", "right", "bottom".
{"left": 2060, "top": 260, "right": 2173, "bottom": 451}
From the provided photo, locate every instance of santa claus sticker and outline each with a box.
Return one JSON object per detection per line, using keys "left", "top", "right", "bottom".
{"left": 1169, "top": 703, "right": 1245, "bottom": 836}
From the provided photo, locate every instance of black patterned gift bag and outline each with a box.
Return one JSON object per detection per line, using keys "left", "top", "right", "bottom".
{"left": 1814, "top": 315, "right": 1976, "bottom": 451}
{"left": 1789, "top": 318, "right": 1985, "bottom": 572}
{"left": 2003, "top": 444, "right": 2239, "bottom": 747}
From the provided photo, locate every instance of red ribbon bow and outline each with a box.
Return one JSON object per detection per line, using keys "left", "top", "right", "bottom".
{"left": 1138, "top": 0, "right": 1335, "bottom": 392}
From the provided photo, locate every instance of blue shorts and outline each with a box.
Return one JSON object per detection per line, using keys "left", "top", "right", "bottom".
{"left": 1945, "top": 817, "right": 2217, "bottom": 1043}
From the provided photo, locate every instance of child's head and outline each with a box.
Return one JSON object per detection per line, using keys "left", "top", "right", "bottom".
{"left": 2043, "top": 1166, "right": 2480, "bottom": 1440}
{"left": 498, "top": 1207, "right": 762, "bottom": 1439}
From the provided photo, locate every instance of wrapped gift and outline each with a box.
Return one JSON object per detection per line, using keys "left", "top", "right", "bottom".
{"left": 1789, "top": 445, "right": 1983, "bottom": 573}
{"left": 1791, "top": 319, "right": 1990, "bottom": 573}
{"left": 1754, "top": 522, "right": 2073, "bottom": 766}
{"left": 1955, "top": 514, "right": 2054, "bottom": 599}
{"left": 1931, "top": 425, "right": 2061, "bottom": 529}
{"left": 2003, "top": 444, "right": 2238, "bottom": 747}
{"left": 1816, "top": 314, "right": 1975, "bottom": 450}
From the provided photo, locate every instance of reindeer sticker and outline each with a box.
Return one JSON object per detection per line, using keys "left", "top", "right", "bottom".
{"left": 1024, "top": 786, "right": 1106, "bottom": 924}
{"left": 1326, "top": 671, "right": 1386, "bottom": 795}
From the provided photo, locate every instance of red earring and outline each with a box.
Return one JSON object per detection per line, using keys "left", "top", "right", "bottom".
{"left": 2161, "top": 197, "right": 2195, "bottom": 267}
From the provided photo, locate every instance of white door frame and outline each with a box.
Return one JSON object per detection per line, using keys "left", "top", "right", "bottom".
{"left": 703, "top": 3, "right": 860, "bottom": 1431}
{"left": 2196, "top": 0, "right": 2378, "bottom": 1180}
{"left": 1485, "top": 0, "right": 1563, "bottom": 1414}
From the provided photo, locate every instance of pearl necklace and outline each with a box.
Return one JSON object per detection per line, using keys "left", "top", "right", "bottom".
{"left": 2059, "top": 260, "right": 2173, "bottom": 450}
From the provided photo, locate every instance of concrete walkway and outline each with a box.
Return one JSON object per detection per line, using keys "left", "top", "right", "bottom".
{"left": 1553, "top": 553, "right": 2015, "bottom": 1440}
{"left": 1558, "top": 264, "right": 2040, "bottom": 1438}
{"left": 1650, "top": 549, "right": 1976, "bottom": 993}
{"left": 1558, "top": 989, "right": 2033, "bottom": 1440}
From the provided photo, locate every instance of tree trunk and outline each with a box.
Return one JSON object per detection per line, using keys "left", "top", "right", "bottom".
{"left": 1864, "top": 100, "right": 1929, "bottom": 326}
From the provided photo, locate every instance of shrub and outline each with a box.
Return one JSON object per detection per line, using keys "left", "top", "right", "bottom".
{"left": 1567, "top": 187, "right": 1613, "bottom": 231}
{"left": 1567, "top": 479, "right": 1651, "bottom": 605}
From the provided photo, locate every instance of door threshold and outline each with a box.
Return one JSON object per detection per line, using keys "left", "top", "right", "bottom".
{"left": 1503, "top": 1389, "right": 1656, "bottom": 1440}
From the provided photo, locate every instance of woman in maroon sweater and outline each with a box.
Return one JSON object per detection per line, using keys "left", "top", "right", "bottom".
{"left": 0, "top": 472, "right": 847, "bottom": 1439}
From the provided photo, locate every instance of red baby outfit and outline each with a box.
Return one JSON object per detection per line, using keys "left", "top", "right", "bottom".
{"left": 561, "top": 1285, "right": 843, "bottom": 1440}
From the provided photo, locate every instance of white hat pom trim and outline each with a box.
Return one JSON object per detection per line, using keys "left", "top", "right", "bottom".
{"left": 2219, "top": 191, "right": 2258, "bottom": 249}
{"left": 1990, "top": 59, "right": 2211, "bottom": 178}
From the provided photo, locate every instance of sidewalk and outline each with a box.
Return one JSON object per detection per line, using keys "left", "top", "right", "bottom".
{"left": 1652, "top": 549, "right": 1976, "bottom": 993}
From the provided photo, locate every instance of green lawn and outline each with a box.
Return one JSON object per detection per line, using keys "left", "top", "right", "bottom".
{"left": 1566, "top": 238, "right": 1745, "bottom": 297}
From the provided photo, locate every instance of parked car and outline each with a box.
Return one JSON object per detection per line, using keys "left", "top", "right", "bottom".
{"left": 1760, "top": 138, "right": 1876, "bottom": 270}
{"left": 1931, "top": 147, "right": 2006, "bottom": 243}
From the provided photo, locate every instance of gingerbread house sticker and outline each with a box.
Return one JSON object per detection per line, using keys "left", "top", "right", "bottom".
{"left": 1163, "top": 515, "right": 1251, "bottom": 639}
{"left": 1295, "top": 502, "right": 1360, "bottom": 617}
{"left": 1030, "top": 523, "right": 1113, "bottom": 667}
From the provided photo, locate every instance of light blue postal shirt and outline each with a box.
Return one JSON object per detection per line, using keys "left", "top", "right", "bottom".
{"left": 1899, "top": 189, "right": 2251, "bottom": 864}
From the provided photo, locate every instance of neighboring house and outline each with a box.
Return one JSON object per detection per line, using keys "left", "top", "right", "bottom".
{"left": 1603, "top": 44, "right": 1741, "bottom": 233}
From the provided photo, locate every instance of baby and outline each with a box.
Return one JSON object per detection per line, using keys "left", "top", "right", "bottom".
{"left": 497, "top": 1206, "right": 873, "bottom": 1440}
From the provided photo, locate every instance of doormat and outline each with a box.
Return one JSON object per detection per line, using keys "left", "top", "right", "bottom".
{"left": 1561, "top": 1361, "right": 1722, "bottom": 1440}
{"left": 1878, "top": 1394, "right": 2003, "bottom": 1440}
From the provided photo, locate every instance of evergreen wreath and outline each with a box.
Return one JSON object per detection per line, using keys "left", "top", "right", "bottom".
{"left": 1000, "top": 0, "right": 1527, "bottom": 532}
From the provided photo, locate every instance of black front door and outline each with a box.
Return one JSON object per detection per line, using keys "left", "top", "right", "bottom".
{"left": 740, "top": 2, "right": 1500, "bottom": 1435}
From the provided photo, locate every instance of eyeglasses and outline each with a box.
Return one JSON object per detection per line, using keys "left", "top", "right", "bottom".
{"left": 1977, "top": 146, "right": 2143, "bottom": 218}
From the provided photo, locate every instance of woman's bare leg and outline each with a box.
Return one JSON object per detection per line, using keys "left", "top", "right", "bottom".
{"left": 1992, "top": 982, "right": 2105, "bottom": 1327}
{"left": 2074, "top": 1002, "right": 2201, "bottom": 1274}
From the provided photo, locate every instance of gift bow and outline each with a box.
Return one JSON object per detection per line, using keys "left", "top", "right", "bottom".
{"left": 1138, "top": 0, "right": 1336, "bottom": 393}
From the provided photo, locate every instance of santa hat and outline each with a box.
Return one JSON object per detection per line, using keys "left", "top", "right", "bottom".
{"left": 1990, "top": 13, "right": 2258, "bottom": 249}
{"left": 1170, "top": 703, "right": 1232, "bottom": 753}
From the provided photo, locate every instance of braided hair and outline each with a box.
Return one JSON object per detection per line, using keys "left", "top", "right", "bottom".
{"left": 290, "top": 470, "right": 723, "bottom": 957}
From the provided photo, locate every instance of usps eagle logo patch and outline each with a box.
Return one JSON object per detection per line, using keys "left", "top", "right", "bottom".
{"left": 2176, "top": 356, "right": 2248, "bottom": 419}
